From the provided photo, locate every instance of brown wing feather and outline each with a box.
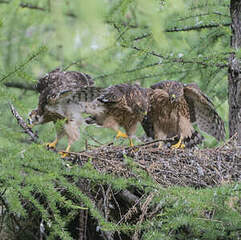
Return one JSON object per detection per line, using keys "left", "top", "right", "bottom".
{"left": 48, "top": 87, "right": 104, "bottom": 105}
{"left": 36, "top": 69, "right": 95, "bottom": 115}
{"left": 184, "top": 84, "right": 225, "bottom": 141}
{"left": 141, "top": 89, "right": 169, "bottom": 139}
{"left": 36, "top": 68, "right": 94, "bottom": 93}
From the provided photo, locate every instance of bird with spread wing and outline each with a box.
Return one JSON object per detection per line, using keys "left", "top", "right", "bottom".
{"left": 142, "top": 80, "right": 226, "bottom": 148}
{"left": 28, "top": 68, "right": 102, "bottom": 157}
{"left": 85, "top": 83, "right": 149, "bottom": 147}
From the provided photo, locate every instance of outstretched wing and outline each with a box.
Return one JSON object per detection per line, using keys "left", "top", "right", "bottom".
{"left": 47, "top": 86, "right": 104, "bottom": 105}
{"left": 183, "top": 83, "right": 225, "bottom": 141}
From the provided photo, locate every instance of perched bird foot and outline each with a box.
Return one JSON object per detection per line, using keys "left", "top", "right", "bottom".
{"left": 45, "top": 139, "right": 58, "bottom": 149}
{"left": 59, "top": 144, "right": 71, "bottom": 158}
{"left": 130, "top": 147, "right": 139, "bottom": 153}
{"left": 129, "top": 138, "right": 134, "bottom": 148}
{"left": 116, "top": 130, "right": 128, "bottom": 139}
{"left": 158, "top": 141, "right": 163, "bottom": 148}
{"left": 59, "top": 151, "right": 70, "bottom": 158}
{"left": 171, "top": 138, "right": 185, "bottom": 149}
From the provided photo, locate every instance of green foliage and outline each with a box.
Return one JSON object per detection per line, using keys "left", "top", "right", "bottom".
{"left": 0, "top": 0, "right": 238, "bottom": 239}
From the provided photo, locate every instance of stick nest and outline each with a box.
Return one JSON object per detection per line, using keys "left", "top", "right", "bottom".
{"left": 68, "top": 137, "right": 241, "bottom": 188}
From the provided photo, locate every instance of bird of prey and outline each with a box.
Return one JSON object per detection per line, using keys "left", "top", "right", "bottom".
{"left": 141, "top": 80, "right": 225, "bottom": 148}
{"left": 28, "top": 68, "right": 102, "bottom": 157}
{"left": 85, "top": 83, "right": 149, "bottom": 147}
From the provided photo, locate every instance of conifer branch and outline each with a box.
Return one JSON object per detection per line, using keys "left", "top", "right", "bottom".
{"left": 4, "top": 82, "right": 36, "bottom": 91}
{"left": 0, "top": 0, "right": 76, "bottom": 17}
{"left": 177, "top": 12, "right": 230, "bottom": 21}
{"left": 124, "top": 45, "right": 228, "bottom": 69}
{"left": 94, "top": 62, "right": 160, "bottom": 80}
{"left": 165, "top": 22, "right": 231, "bottom": 32}
{"left": 9, "top": 103, "right": 39, "bottom": 143}
{"left": 108, "top": 20, "right": 230, "bottom": 35}
{"left": 133, "top": 33, "right": 152, "bottom": 41}
{"left": 0, "top": 48, "right": 46, "bottom": 83}
{"left": 0, "top": 0, "right": 45, "bottom": 11}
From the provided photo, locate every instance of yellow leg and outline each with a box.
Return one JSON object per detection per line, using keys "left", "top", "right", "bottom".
{"left": 129, "top": 138, "right": 134, "bottom": 147}
{"left": 116, "top": 130, "right": 128, "bottom": 139}
{"left": 46, "top": 138, "right": 58, "bottom": 149}
{"left": 158, "top": 141, "right": 163, "bottom": 148}
{"left": 171, "top": 137, "right": 185, "bottom": 149}
{"left": 59, "top": 144, "right": 71, "bottom": 158}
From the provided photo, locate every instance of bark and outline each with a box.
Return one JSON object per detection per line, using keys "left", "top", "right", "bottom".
{"left": 228, "top": 0, "right": 241, "bottom": 144}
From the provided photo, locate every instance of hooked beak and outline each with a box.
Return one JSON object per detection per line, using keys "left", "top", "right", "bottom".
{"left": 170, "top": 94, "right": 176, "bottom": 103}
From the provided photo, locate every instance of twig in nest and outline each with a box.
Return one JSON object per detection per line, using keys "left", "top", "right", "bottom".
{"left": 9, "top": 103, "right": 39, "bottom": 143}
{"left": 133, "top": 193, "right": 155, "bottom": 240}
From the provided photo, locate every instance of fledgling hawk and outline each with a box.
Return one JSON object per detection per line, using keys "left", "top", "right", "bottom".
{"left": 141, "top": 80, "right": 226, "bottom": 148}
{"left": 85, "top": 83, "right": 149, "bottom": 147}
{"left": 28, "top": 68, "right": 102, "bottom": 157}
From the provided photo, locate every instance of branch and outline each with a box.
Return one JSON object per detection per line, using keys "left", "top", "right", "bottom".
{"left": 132, "top": 33, "right": 152, "bottom": 41}
{"left": 94, "top": 62, "right": 160, "bottom": 80}
{"left": 0, "top": 48, "right": 45, "bottom": 83}
{"left": 177, "top": 12, "right": 230, "bottom": 22}
{"left": 107, "top": 20, "right": 230, "bottom": 35}
{"left": 9, "top": 103, "right": 39, "bottom": 143}
{"left": 19, "top": 3, "right": 45, "bottom": 11}
{"left": 124, "top": 45, "right": 228, "bottom": 69}
{"left": 4, "top": 82, "right": 36, "bottom": 91}
{"left": 0, "top": 0, "right": 76, "bottom": 17}
{"left": 165, "top": 22, "right": 231, "bottom": 32}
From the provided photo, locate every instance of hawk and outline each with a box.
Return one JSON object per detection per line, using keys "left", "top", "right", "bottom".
{"left": 141, "top": 80, "right": 226, "bottom": 148}
{"left": 85, "top": 84, "right": 149, "bottom": 147}
{"left": 28, "top": 68, "right": 102, "bottom": 157}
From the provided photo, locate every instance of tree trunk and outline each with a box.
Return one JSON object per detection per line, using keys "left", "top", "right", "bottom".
{"left": 228, "top": 0, "right": 241, "bottom": 144}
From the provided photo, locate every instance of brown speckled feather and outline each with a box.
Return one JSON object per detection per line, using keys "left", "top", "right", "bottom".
{"left": 183, "top": 83, "right": 225, "bottom": 141}
{"left": 28, "top": 68, "right": 101, "bottom": 154}
{"left": 142, "top": 80, "right": 225, "bottom": 147}
{"left": 36, "top": 68, "right": 94, "bottom": 115}
{"left": 90, "top": 84, "right": 149, "bottom": 137}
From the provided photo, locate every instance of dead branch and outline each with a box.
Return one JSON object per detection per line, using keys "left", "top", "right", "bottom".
{"left": 4, "top": 82, "right": 36, "bottom": 91}
{"left": 9, "top": 103, "right": 39, "bottom": 143}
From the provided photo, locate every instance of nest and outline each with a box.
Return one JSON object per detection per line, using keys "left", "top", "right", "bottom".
{"left": 68, "top": 137, "right": 241, "bottom": 188}
{"left": 10, "top": 103, "right": 241, "bottom": 188}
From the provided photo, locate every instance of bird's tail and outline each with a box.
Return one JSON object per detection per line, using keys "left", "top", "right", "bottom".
{"left": 182, "top": 130, "right": 204, "bottom": 148}
{"left": 141, "top": 115, "right": 155, "bottom": 139}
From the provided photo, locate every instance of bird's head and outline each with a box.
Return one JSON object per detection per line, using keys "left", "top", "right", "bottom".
{"left": 28, "top": 109, "right": 43, "bottom": 126}
{"left": 168, "top": 88, "right": 183, "bottom": 104}
{"left": 169, "top": 93, "right": 177, "bottom": 103}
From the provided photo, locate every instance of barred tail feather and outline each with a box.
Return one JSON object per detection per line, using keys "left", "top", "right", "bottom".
{"left": 183, "top": 131, "right": 204, "bottom": 148}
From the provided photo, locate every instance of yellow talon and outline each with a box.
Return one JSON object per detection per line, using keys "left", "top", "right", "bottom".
{"left": 158, "top": 141, "right": 163, "bottom": 148}
{"left": 59, "top": 152, "right": 70, "bottom": 158}
{"left": 129, "top": 138, "right": 134, "bottom": 147}
{"left": 59, "top": 144, "right": 71, "bottom": 158}
{"left": 46, "top": 139, "right": 58, "bottom": 149}
{"left": 116, "top": 130, "right": 128, "bottom": 139}
{"left": 171, "top": 138, "right": 185, "bottom": 149}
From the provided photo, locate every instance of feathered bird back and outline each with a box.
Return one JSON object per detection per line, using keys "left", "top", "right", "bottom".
{"left": 36, "top": 68, "right": 95, "bottom": 115}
